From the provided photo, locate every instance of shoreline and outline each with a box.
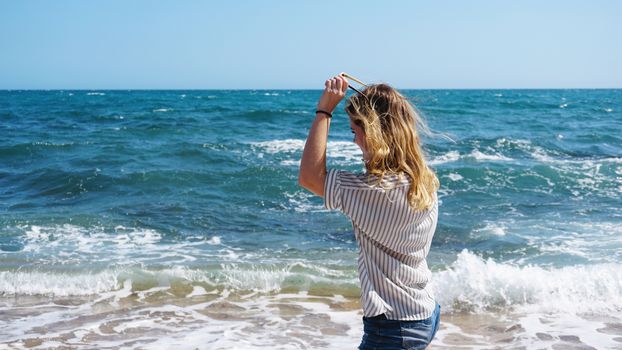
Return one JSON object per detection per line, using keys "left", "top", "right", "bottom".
{"left": 2, "top": 290, "right": 620, "bottom": 349}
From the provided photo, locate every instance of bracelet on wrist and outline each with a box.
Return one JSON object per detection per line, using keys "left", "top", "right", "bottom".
{"left": 315, "top": 109, "right": 332, "bottom": 118}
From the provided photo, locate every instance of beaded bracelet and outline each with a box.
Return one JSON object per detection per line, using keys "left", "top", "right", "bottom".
{"left": 315, "top": 109, "right": 333, "bottom": 118}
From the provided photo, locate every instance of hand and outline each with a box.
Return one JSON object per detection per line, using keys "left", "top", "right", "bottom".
{"left": 316, "top": 75, "right": 349, "bottom": 113}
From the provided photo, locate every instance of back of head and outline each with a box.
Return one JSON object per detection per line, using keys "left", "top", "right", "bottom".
{"left": 345, "top": 83, "right": 439, "bottom": 210}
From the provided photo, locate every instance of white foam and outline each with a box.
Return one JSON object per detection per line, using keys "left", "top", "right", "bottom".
{"left": 431, "top": 250, "right": 622, "bottom": 314}
{"left": 2, "top": 269, "right": 620, "bottom": 349}
{"left": 468, "top": 149, "right": 512, "bottom": 162}
{"left": 279, "top": 159, "right": 300, "bottom": 166}
{"left": 0, "top": 270, "right": 120, "bottom": 296}
{"left": 131, "top": 293, "right": 363, "bottom": 350}
{"left": 471, "top": 223, "right": 506, "bottom": 237}
{"left": 494, "top": 137, "right": 532, "bottom": 149}
{"left": 251, "top": 139, "right": 304, "bottom": 153}
{"left": 186, "top": 286, "right": 208, "bottom": 298}
{"left": 250, "top": 139, "right": 363, "bottom": 165}
{"left": 0, "top": 257, "right": 355, "bottom": 297}
{"left": 327, "top": 141, "right": 363, "bottom": 163}
{"left": 495, "top": 139, "right": 622, "bottom": 193}
{"left": 283, "top": 191, "right": 326, "bottom": 213}
{"left": 430, "top": 149, "right": 512, "bottom": 165}
{"left": 11, "top": 224, "right": 252, "bottom": 280}
{"left": 220, "top": 264, "right": 290, "bottom": 292}
{"left": 21, "top": 224, "right": 162, "bottom": 255}
{"left": 429, "top": 150, "right": 460, "bottom": 165}
{"left": 518, "top": 220, "right": 622, "bottom": 264}
{"left": 86, "top": 92, "right": 105, "bottom": 96}
{"left": 206, "top": 236, "right": 221, "bottom": 245}
{"left": 278, "top": 109, "right": 309, "bottom": 114}
{"left": 446, "top": 173, "right": 463, "bottom": 181}
{"left": 153, "top": 108, "right": 172, "bottom": 112}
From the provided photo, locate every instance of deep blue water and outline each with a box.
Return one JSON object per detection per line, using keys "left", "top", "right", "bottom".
{"left": 0, "top": 89, "right": 621, "bottom": 301}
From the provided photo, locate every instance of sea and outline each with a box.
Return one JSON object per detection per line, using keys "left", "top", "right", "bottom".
{"left": 0, "top": 89, "right": 621, "bottom": 349}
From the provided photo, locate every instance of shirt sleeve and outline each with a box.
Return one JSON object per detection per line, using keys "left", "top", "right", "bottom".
{"left": 324, "top": 168, "right": 343, "bottom": 211}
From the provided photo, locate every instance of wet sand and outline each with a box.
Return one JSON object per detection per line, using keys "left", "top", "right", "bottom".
{"left": 1, "top": 288, "right": 621, "bottom": 349}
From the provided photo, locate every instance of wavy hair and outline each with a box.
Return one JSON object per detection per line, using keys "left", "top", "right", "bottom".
{"left": 345, "top": 84, "right": 439, "bottom": 210}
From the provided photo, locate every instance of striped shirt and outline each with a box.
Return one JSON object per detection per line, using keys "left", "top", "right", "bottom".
{"left": 324, "top": 168, "right": 438, "bottom": 320}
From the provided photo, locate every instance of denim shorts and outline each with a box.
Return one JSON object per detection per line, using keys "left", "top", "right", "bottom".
{"left": 358, "top": 303, "right": 441, "bottom": 350}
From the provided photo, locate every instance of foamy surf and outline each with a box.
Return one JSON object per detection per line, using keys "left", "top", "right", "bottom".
{"left": 432, "top": 250, "right": 622, "bottom": 314}
{"left": 251, "top": 139, "right": 363, "bottom": 165}
{"left": 1, "top": 281, "right": 620, "bottom": 349}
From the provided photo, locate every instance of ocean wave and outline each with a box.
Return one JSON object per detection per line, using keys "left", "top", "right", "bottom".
{"left": 445, "top": 173, "right": 463, "bottom": 181}
{"left": 494, "top": 137, "right": 622, "bottom": 166}
{"left": 2, "top": 224, "right": 359, "bottom": 296}
{"left": 429, "top": 149, "right": 512, "bottom": 165}
{"left": 470, "top": 222, "right": 506, "bottom": 237}
{"left": 0, "top": 270, "right": 120, "bottom": 296}
{"left": 519, "top": 220, "right": 622, "bottom": 264}
{"left": 5, "top": 231, "right": 622, "bottom": 317}
{"left": 251, "top": 139, "right": 304, "bottom": 153}
{"left": 172, "top": 261, "right": 361, "bottom": 292}
{"left": 429, "top": 150, "right": 461, "bottom": 165}
{"left": 283, "top": 190, "right": 326, "bottom": 213}
{"left": 219, "top": 264, "right": 290, "bottom": 292}
{"left": 429, "top": 138, "right": 621, "bottom": 198}
{"left": 431, "top": 250, "right": 622, "bottom": 314}
{"left": 4, "top": 224, "right": 222, "bottom": 264}
{"left": 20, "top": 224, "right": 163, "bottom": 255}
{"left": 250, "top": 139, "right": 363, "bottom": 164}
{"left": 468, "top": 149, "right": 513, "bottom": 162}
{"left": 4, "top": 167, "right": 230, "bottom": 204}
{"left": 11, "top": 168, "right": 102, "bottom": 200}
{"left": 0, "top": 261, "right": 359, "bottom": 297}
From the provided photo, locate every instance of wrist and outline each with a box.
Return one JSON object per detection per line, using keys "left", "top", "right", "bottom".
{"left": 316, "top": 104, "right": 334, "bottom": 113}
{"left": 315, "top": 109, "right": 333, "bottom": 118}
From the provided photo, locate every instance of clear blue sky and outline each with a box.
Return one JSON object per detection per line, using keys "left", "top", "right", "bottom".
{"left": 1, "top": 0, "right": 620, "bottom": 89}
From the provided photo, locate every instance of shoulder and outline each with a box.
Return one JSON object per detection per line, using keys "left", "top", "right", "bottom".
{"left": 330, "top": 169, "right": 365, "bottom": 184}
{"left": 327, "top": 169, "right": 410, "bottom": 191}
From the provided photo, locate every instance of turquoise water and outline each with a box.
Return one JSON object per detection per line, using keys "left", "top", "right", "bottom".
{"left": 1, "top": 89, "right": 621, "bottom": 348}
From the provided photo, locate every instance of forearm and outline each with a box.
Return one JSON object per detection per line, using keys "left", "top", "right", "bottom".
{"left": 299, "top": 113, "right": 331, "bottom": 196}
{"left": 298, "top": 74, "right": 348, "bottom": 196}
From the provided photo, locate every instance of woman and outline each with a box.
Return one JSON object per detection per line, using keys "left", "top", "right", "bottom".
{"left": 298, "top": 74, "right": 441, "bottom": 349}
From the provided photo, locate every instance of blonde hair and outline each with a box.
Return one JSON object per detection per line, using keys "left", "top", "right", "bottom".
{"left": 345, "top": 84, "right": 439, "bottom": 210}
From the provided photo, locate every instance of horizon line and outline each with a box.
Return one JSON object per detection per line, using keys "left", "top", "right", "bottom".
{"left": 1, "top": 87, "right": 621, "bottom": 91}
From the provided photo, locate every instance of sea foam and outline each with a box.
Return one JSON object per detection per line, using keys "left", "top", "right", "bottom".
{"left": 0, "top": 270, "right": 120, "bottom": 296}
{"left": 251, "top": 139, "right": 363, "bottom": 165}
{"left": 431, "top": 249, "right": 622, "bottom": 314}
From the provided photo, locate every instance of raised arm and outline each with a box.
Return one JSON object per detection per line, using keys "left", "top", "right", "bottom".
{"left": 298, "top": 75, "right": 348, "bottom": 196}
